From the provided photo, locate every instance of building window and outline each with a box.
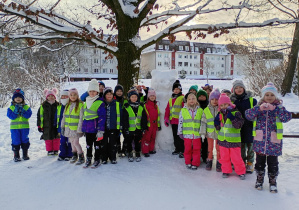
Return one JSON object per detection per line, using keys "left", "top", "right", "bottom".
{"left": 94, "top": 49, "right": 98, "bottom": 54}
{"left": 221, "top": 64, "right": 224, "bottom": 67}
{"left": 103, "top": 68, "right": 107, "bottom": 73}
{"left": 84, "top": 68, "right": 88, "bottom": 73}
{"left": 194, "top": 55, "right": 197, "bottom": 59}
{"left": 178, "top": 54, "right": 182, "bottom": 58}
{"left": 222, "top": 57, "right": 224, "bottom": 60}
{"left": 164, "top": 61, "right": 169, "bottom": 66}
{"left": 211, "top": 72, "right": 214, "bottom": 75}
{"left": 178, "top": 62, "right": 182, "bottom": 67}
{"left": 94, "top": 69, "right": 99, "bottom": 73}
{"left": 110, "top": 69, "right": 113, "bottom": 73}
{"left": 165, "top": 54, "right": 169, "bottom": 58}
{"left": 190, "top": 71, "right": 192, "bottom": 75}
{"left": 194, "top": 63, "right": 198, "bottom": 67}
{"left": 94, "top": 59, "right": 98, "bottom": 63}
{"left": 158, "top": 54, "right": 162, "bottom": 58}
{"left": 184, "top": 55, "right": 188, "bottom": 59}
{"left": 190, "top": 55, "right": 192, "bottom": 59}
{"left": 207, "top": 48, "right": 211, "bottom": 53}
{"left": 78, "top": 68, "right": 81, "bottom": 72}
{"left": 186, "top": 46, "right": 189, "bottom": 51}
{"left": 212, "top": 48, "right": 216, "bottom": 53}
{"left": 194, "top": 71, "right": 197, "bottom": 75}
{"left": 158, "top": 45, "right": 163, "bottom": 50}
{"left": 217, "top": 48, "right": 221, "bottom": 53}
{"left": 165, "top": 45, "right": 169, "bottom": 50}
{"left": 184, "top": 62, "right": 188, "bottom": 67}
{"left": 190, "top": 63, "right": 192, "bottom": 67}
{"left": 179, "top": 46, "right": 183, "bottom": 51}
{"left": 195, "top": 47, "right": 199, "bottom": 52}
{"left": 158, "top": 62, "right": 162, "bottom": 66}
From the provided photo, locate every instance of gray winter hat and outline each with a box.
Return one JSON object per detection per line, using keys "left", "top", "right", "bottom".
{"left": 232, "top": 80, "right": 246, "bottom": 93}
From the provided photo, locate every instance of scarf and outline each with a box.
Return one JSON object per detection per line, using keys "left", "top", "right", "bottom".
{"left": 86, "top": 95, "right": 99, "bottom": 109}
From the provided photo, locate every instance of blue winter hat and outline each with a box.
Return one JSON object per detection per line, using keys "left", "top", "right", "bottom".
{"left": 98, "top": 80, "right": 105, "bottom": 87}
{"left": 12, "top": 88, "right": 25, "bottom": 101}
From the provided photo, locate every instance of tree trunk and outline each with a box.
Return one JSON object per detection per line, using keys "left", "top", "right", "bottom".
{"left": 281, "top": 22, "right": 299, "bottom": 96}
{"left": 116, "top": 15, "right": 140, "bottom": 94}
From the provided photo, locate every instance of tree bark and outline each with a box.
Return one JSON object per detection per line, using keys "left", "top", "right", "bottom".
{"left": 281, "top": 22, "right": 299, "bottom": 96}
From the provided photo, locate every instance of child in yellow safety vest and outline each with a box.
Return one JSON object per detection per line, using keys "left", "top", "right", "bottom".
{"left": 123, "top": 88, "right": 148, "bottom": 162}
{"left": 245, "top": 82, "right": 292, "bottom": 193}
{"left": 141, "top": 89, "right": 161, "bottom": 157}
{"left": 81, "top": 79, "right": 106, "bottom": 168}
{"left": 164, "top": 80, "right": 184, "bottom": 157}
{"left": 178, "top": 93, "right": 203, "bottom": 170}
{"left": 37, "top": 88, "right": 60, "bottom": 156}
{"left": 61, "top": 88, "right": 84, "bottom": 165}
{"left": 200, "top": 88, "right": 221, "bottom": 172}
{"left": 214, "top": 93, "right": 246, "bottom": 180}
{"left": 7, "top": 89, "right": 32, "bottom": 162}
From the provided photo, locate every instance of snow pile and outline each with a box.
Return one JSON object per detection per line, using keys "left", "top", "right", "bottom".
{"left": 151, "top": 70, "right": 177, "bottom": 151}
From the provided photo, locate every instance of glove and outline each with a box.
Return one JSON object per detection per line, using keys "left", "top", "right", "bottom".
{"left": 164, "top": 118, "right": 170, "bottom": 127}
{"left": 61, "top": 128, "right": 65, "bottom": 136}
{"left": 21, "top": 109, "right": 26, "bottom": 116}
{"left": 38, "top": 126, "right": 43, "bottom": 133}
{"left": 201, "top": 135, "right": 205, "bottom": 143}
{"left": 13, "top": 106, "right": 20, "bottom": 114}
{"left": 227, "top": 111, "right": 235, "bottom": 121}
{"left": 96, "top": 131, "right": 104, "bottom": 141}
{"left": 260, "top": 103, "right": 276, "bottom": 111}
{"left": 158, "top": 127, "right": 161, "bottom": 131}
{"left": 179, "top": 134, "right": 184, "bottom": 139}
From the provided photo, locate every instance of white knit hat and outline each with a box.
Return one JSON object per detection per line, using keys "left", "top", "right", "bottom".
{"left": 60, "top": 89, "right": 69, "bottom": 97}
{"left": 261, "top": 82, "right": 279, "bottom": 99}
{"left": 88, "top": 79, "right": 99, "bottom": 92}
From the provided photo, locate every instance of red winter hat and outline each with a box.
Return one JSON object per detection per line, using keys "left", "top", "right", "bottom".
{"left": 218, "top": 93, "right": 235, "bottom": 111}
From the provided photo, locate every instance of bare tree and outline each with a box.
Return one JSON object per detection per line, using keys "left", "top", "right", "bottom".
{"left": 203, "top": 58, "right": 215, "bottom": 83}
{"left": 1, "top": 0, "right": 299, "bottom": 92}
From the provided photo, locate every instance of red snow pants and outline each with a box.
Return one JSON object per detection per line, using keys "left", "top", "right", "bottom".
{"left": 141, "top": 123, "right": 158, "bottom": 154}
{"left": 219, "top": 146, "right": 246, "bottom": 175}
{"left": 45, "top": 138, "right": 60, "bottom": 151}
{"left": 184, "top": 138, "right": 201, "bottom": 167}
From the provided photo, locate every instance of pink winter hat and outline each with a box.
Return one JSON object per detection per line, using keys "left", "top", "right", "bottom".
{"left": 261, "top": 82, "right": 279, "bottom": 99}
{"left": 68, "top": 88, "right": 79, "bottom": 96}
{"left": 218, "top": 93, "right": 235, "bottom": 111}
{"left": 147, "top": 89, "right": 156, "bottom": 98}
{"left": 44, "top": 88, "right": 58, "bottom": 99}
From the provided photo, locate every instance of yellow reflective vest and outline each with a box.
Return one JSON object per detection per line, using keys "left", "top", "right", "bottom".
{"left": 169, "top": 96, "right": 184, "bottom": 120}
{"left": 9, "top": 105, "right": 30, "bottom": 129}
{"left": 181, "top": 107, "right": 203, "bottom": 139}
{"left": 218, "top": 111, "right": 241, "bottom": 143}
{"left": 64, "top": 102, "right": 84, "bottom": 131}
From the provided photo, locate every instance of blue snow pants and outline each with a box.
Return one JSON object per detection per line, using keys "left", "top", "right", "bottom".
{"left": 11, "top": 129, "right": 30, "bottom": 151}
{"left": 59, "top": 135, "right": 73, "bottom": 158}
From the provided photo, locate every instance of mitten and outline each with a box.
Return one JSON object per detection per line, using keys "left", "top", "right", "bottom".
{"left": 268, "top": 104, "right": 276, "bottom": 111}
{"left": 227, "top": 111, "right": 235, "bottom": 121}
{"left": 21, "top": 109, "right": 26, "bottom": 116}
{"left": 164, "top": 118, "right": 170, "bottom": 127}
{"left": 13, "top": 106, "right": 19, "bottom": 114}
{"left": 96, "top": 131, "right": 104, "bottom": 141}
{"left": 38, "top": 126, "right": 43, "bottom": 133}
{"left": 260, "top": 103, "right": 269, "bottom": 111}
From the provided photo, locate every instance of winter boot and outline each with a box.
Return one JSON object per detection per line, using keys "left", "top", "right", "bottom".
{"left": 239, "top": 174, "right": 246, "bottom": 180}
{"left": 206, "top": 159, "right": 213, "bottom": 171}
{"left": 53, "top": 151, "right": 59, "bottom": 156}
{"left": 128, "top": 152, "right": 134, "bottom": 162}
{"left": 149, "top": 151, "right": 156, "bottom": 154}
{"left": 269, "top": 173, "right": 278, "bottom": 193}
{"left": 70, "top": 152, "right": 78, "bottom": 163}
{"left": 136, "top": 152, "right": 141, "bottom": 162}
{"left": 246, "top": 162, "right": 254, "bottom": 174}
{"left": 216, "top": 161, "right": 222, "bottom": 172}
{"left": 22, "top": 149, "right": 30, "bottom": 160}
{"left": 178, "top": 152, "right": 184, "bottom": 158}
{"left": 222, "top": 173, "right": 229, "bottom": 178}
{"left": 13, "top": 151, "right": 21, "bottom": 162}
{"left": 91, "top": 159, "right": 101, "bottom": 168}
{"left": 75, "top": 153, "right": 85, "bottom": 165}
{"left": 144, "top": 153, "right": 150, "bottom": 157}
{"left": 83, "top": 157, "right": 92, "bottom": 168}
{"left": 172, "top": 150, "right": 179, "bottom": 155}
{"left": 255, "top": 170, "right": 265, "bottom": 190}
{"left": 186, "top": 164, "right": 192, "bottom": 169}
{"left": 191, "top": 165, "right": 198, "bottom": 170}
{"left": 64, "top": 157, "right": 70, "bottom": 161}
{"left": 57, "top": 156, "right": 65, "bottom": 161}
{"left": 111, "top": 160, "right": 117, "bottom": 164}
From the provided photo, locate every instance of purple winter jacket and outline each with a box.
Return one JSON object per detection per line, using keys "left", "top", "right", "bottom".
{"left": 82, "top": 99, "right": 106, "bottom": 133}
{"left": 245, "top": 100, "right": 291, "bottom": 156}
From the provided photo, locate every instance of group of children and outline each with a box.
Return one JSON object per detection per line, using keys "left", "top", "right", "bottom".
{"left": 7, "top": 79, "right": 291, "bottom": 193}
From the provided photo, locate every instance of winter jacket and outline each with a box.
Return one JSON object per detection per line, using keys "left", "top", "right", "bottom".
{"left": 7, "top": 102, "right": 32, "bottom": 129}
{"left": 200, "top": 103, "right": 218, "bottom": 139}
{"left": 80, "top": 91, "right": 104, "bottom": 102}
{"left": 61, "top": 102, "right": 84, "bottom": 138}
{"left": 214, "top": 107, "right": 244, "bottom": 148}
{"left": 245, "top": 100, "right": 292, "bottom": 156}
{"left": 178, "top": 105, "right": 203, "bottom": 139}
{"left": 164, "top": 93, "right": 184, "bottom": 125}
{"left": 54, "top": 104, "right": 65, "bottom": 133}
{"left": 37, "top": 101, "right": 59, "bottom": 140}
{"left": 122, "top": 102, "right": 148, "bottom": 134}
{"left": 104, "top": 99, "right": 123, "bottom": 130}
{"left": 81, "top": 98, "right": 106, "bottom": 133}
{"left": 230, "top": 91, "right": 257, "bottom": 143}
{"left": 144, "top": 100, "right": 160, "bottom": 129}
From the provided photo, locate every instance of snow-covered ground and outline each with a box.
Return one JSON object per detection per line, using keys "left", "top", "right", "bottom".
{"left": 0, "top": 79, "right": 299, "bottom": 210}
